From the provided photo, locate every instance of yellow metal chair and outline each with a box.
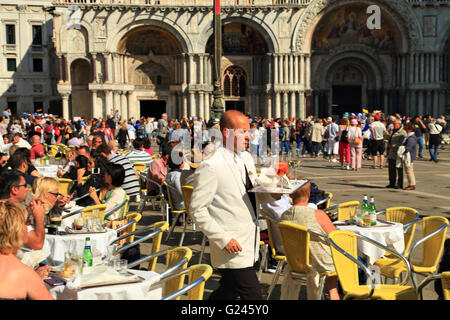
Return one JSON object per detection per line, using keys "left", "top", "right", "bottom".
{"left": 384, "top": 207, "right": 419, "bottom": 257}
{"left": 121, "top": 212, "right": 142, "bottom": 244}
{"left": 81, "top": 176, "right": 89, "bottom": 184}
{"left": 328, "top": 230, "right": 418, "bottom": 300}
{"left": 81, "top": 204, "right": 107, "bottom": 224}
{"left": 114, "top": 221, "right": 169, "bottom": 269}
{"left": 151, "top": 154, "right": 160, "bottom": 160}
{"left": 160, "top": 264, "right": 213, "bottom": 300}
{"left": 259, "top": 210, "right": 287, "bottom": 300}
{"left": 277, "top": 221, "right": 336, "bottom": 300}
{"left": 324, "top": 201, "right": 360, "bottom": 221}
{"left": 375, "top": 216, "right": 449, "bottom": 290}
{"left": 161, "top": 247, "right": 193, "bottom": 300}
{"left": 373, "top": 207, "right": 419, "bottom": 275}
{"left": 132, "top": 162, "right": 146, "bottom": 174}
{"left": 47, "top": 145, "right": 62, "bottom": 163}
{"left": 103, "top": 195, "right": 130, "bottom": 222}
{"left": 57, "top": 178, "right": 73, "bottom": 196}
{"left": 164, "top": 180, "right": 187, "bottom": 243}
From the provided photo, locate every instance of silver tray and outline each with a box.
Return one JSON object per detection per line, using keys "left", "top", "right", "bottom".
{"left": 248, "top": 179, "right": 309, "bottom": 194}
{"left": 65, "top": 227, "right": 107, "bottom": 234}
{"left": 79, "top": 272, "right": 144, "bottom": 289}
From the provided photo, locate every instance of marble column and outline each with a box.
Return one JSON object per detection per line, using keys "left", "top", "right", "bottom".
{"left": 91, "top": 53, "right": 97, "bottom": 83}
{"left": 314, "top": 93, "right": 319, "bottom": 116}
{"left": 305, "top": 55, "right": 311, "bottom": 89}
{"left": 298, "top": 91, "right": 305, "bottom": 120}
{"left": 383, "top": 91, "right": 388, "bottom": 115}
{"left": 432, "top": 90, "right": 439, "bottom": 117}
{"left": 199, "top": 54, "right": 204, "bottom": 85}
{"left": 289, "top": 54, "right": 293, "bottom": 85}
{"left": 106, "top": 53, "right": 113, "bottom": 84}
{"left": 198, "top": 92, "right": 204, "bottom": 119}
{"left": 182, "top": 94, "right": 188, "bottom": 118}
{"left": 113, "top": 91, "right": 121, "bottom": 116}
{"left": 64, "top": 56, "right": 69, "bottom": 84}
{"left": 91, "top": 90, "right": 98, "bottom": 118}
{"left": 282, "top": 92, "right": 288, "bottom": 118}
{"left": 204, "top": 92, "right": 210, "bottom": 122}
{"left": 279, "top": 55, "right": 284, "bottom": 85}
{"left": 290, "top": 91, "right": 296, "bottom": 118}
{"left": 123, "top": 55, "right": 129, "bottom": 84}
{"left": 420, "top": 53, "right": 424, "bottom": 83}
{"left": 266, "top": 93, "right": 272, "bottom": 119}
{"left": 417, "top": 91, "right": 424, "bottom": 115}
{"left": 183, "top": 54, "right": 188, "bottom": 85}
{"left": 430, "top": 53, "right": 435, "bottom": 83}
{"left": 274, "top": 54, "right": 278, "bottom": 84}
{"left": 188, "top": 54, "right": 195, "bottom": 85}
{"left": 410, "top": 91, "right": 416, "bottom": 117}
{"left": 274, "top": 92, "right": 281, "bottom": 118}
{"left": 105, "top": 90, "right": 113, "bottom": 118}
{"left": 57, "top": 55, "right": 64, "bottom": 84}
{"left": 189, "top": 92, "right": 195, "bottom": 117}
{"left": 126, "top": 92, "right": 132, "bottom": 120}
{"left": 284, "top": 55, "right": 289, "bottom": 85}
{"left": 294, "top": 54, "right": 299, "bottom": 85}
{"left": 120, "top": 92, "right": 127, "bottom": 120}
{"left": 62, "top": 94, "right": 69, "bottom": 120}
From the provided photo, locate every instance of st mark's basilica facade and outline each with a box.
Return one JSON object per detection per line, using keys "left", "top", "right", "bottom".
{"left": 1, "top": 0, "right": 450, "bottom": 121}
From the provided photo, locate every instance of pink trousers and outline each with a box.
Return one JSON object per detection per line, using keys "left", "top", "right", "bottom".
{"left": 350, "top": 143, "right": 363, "bottom": 169}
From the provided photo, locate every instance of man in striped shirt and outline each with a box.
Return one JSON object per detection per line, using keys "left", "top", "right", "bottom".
{"left": 125, "top": 138, "right": 153, "bottom": 169}
{"left": 96, "top": 144, "right": 140, "bottom": 199}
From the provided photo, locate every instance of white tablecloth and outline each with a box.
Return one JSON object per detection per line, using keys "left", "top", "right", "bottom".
{"left": 335, "top": 221, "right": 405, "bottom": 265}
{"left": 47, "top": 269, "right": 162, "bottom": 300}
{"left": 45, "top": 228, "right": 117, "bottom": 263}
{"left": 36, "top": 165, "right": 62, "bottom": 178}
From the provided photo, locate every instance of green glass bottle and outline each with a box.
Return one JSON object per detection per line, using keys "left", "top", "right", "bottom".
{"left": 369, "top": 196, "right": 377, "bottom": 226}
{"left": 83, "top": 237, "right": 93, "bottom": 268}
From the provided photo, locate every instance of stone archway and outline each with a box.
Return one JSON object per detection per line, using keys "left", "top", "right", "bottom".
{"left": 70, "top": 58, "right": 92, "bottom": 118}
{"left": 293, "top": 0, "right": 422, "bottom": 53}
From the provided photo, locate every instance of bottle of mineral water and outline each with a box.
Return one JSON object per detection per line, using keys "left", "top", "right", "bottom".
{"left": 83, "top": 237, "right": 93, "bottom": 269}
{"left": 361, "top": 194, "right": 369, "bottom": 215}
{"left": 369, "top": 196, "right": 377, "bottom": 226}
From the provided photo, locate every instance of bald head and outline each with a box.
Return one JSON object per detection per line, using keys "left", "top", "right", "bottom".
{"left": 220, "top": 110, "right": 249, "bottom": 153}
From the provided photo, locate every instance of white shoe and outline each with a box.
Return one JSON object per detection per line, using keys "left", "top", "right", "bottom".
{"left": 346, "top": 166, "right": 350, "bottom": 170}
{"left": 331, "top": 159, "right": 338, "bottom": 163}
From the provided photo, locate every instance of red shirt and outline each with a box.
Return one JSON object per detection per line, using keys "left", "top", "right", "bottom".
{"left": 30, "top": 143, "right": 45, "bottom": 160}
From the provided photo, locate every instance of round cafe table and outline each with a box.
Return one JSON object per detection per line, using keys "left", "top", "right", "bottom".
{"left": 44, "top": 227, "right": 117, "bottom": 263}
{"left": 47, "top": 269, "right": 162, "bottom": 300}
{"left": 334, "top": 221, "right": 405, "bottom": 265}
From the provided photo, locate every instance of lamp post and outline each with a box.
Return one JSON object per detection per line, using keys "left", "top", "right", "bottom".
{"left": 209, "top": 0, "right": 224, "bottom": 126}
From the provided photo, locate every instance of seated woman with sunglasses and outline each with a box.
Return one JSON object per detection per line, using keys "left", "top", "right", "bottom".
{"left": 32, "top": 177, "right": 73, "bottom": 226}
{"left": 62, "top": 155, "right": 90, "bottom": 182}
{"left": 89, "top": 162, "right": 127, "bottom": 222}
{"left": 0, "top": 201, "right": 54, "bottom": 300}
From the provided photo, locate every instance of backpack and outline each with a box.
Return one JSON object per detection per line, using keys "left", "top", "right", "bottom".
{"left": 157, "top": 126, "right": 169, "bottom": 145}
{"left": 309, "top": 181, "right": 326, "bottom": 205}
{"left": 340, "top": 128, "right": 349, "bottom": 143}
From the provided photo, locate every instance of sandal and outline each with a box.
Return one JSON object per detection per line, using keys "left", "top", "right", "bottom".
{"left": 371, "top": 166, "right": 377, "bottom": 169}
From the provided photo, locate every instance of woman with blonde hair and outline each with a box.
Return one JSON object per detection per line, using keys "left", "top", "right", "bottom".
{"left": 0, "top": 201, "right": 54, "bottom": 300}
{"left": 33, "top": 177, "right": 71, "bottom": 225}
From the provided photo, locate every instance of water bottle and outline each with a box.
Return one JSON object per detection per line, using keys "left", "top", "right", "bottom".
{"left": 83, "top": 237, "right": 93, "bottom": 272}
{"left": 369, "top": 196, "right": 377, "bottom": 226}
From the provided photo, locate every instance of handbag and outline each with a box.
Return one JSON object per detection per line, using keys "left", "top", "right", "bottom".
{"left": 353, "top": 137, "right": 362, "bottom": 145}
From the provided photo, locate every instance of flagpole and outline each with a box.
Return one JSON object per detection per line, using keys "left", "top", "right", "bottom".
{"left": 209, "top": 0, "right": 224, "bottom": 126}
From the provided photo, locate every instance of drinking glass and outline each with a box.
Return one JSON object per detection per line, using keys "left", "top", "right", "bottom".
{"left": 105, "top": 244, "right": 118, "bottom": 265}
{"left": 114, "top": 259, "right": 128, "bottom": 275}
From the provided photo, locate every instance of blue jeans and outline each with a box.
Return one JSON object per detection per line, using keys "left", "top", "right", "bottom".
{"left": 416, "top": 136, "right": 424, "bottom": 157}
{"left": 429, "top": 145, "right": 439, "bottom": 161}
{"left": 301, "top": 140, "right": 311, "bottom": 155}
{"left": 280, "top": 141, "right": 290, "bottom": 155}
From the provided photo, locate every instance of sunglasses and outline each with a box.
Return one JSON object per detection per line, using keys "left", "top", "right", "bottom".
{"left": 14, "top": 183, "right": 27, "bottom": 189}
{"left": 49, "top": 192, "right": 62, "bottom": 197}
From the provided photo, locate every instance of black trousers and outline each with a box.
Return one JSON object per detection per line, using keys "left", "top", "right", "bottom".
{"left": 388, "top": 159, "right": 403, "bottom": 188}
{"left": 208, "top": 265, "right": 262, "bottom": 300}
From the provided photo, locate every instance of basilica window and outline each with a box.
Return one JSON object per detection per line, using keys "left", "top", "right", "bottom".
{"left": 32, "top": 25, "right": 42, "bottom": 46}
{"left": 6, "top": 24, "right": 15, "bottom": 45}
{"left": 223, "top": 66, "right": 246, "bottom": 97}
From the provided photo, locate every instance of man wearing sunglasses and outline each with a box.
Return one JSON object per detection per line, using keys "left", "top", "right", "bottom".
{"left": 0, "top": 170, "right": 46, "bottom": 250}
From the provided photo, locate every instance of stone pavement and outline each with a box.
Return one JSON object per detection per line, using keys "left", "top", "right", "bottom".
{"left": 132, "top": 146, "right": 450, "bottom": 300}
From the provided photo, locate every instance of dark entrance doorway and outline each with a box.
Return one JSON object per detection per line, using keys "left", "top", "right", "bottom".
{"left": 140, "top": 100, "right": 166, "bottom": 119}
{"left": 332, "top": 85, "right": 362, "bottom": 116}
{"left": 225, "top": 101, "right": 245, "bottom": 113}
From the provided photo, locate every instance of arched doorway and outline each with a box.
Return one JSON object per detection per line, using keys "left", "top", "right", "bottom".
{"left": 118, "top": 25, "right": 182, "bottom": 118}
{"left": 310, "top": 3, "right": 402, "bottom": 117}
{"left": 70, "top": 58, "right": 92, "bottom": 118}
{"left": 206, "top": 22, "right": 269, "bottom": 116}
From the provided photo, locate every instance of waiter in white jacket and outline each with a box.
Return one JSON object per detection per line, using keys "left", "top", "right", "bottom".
{"left": 190, "top": 110, "right": 262, "bottom": 300}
